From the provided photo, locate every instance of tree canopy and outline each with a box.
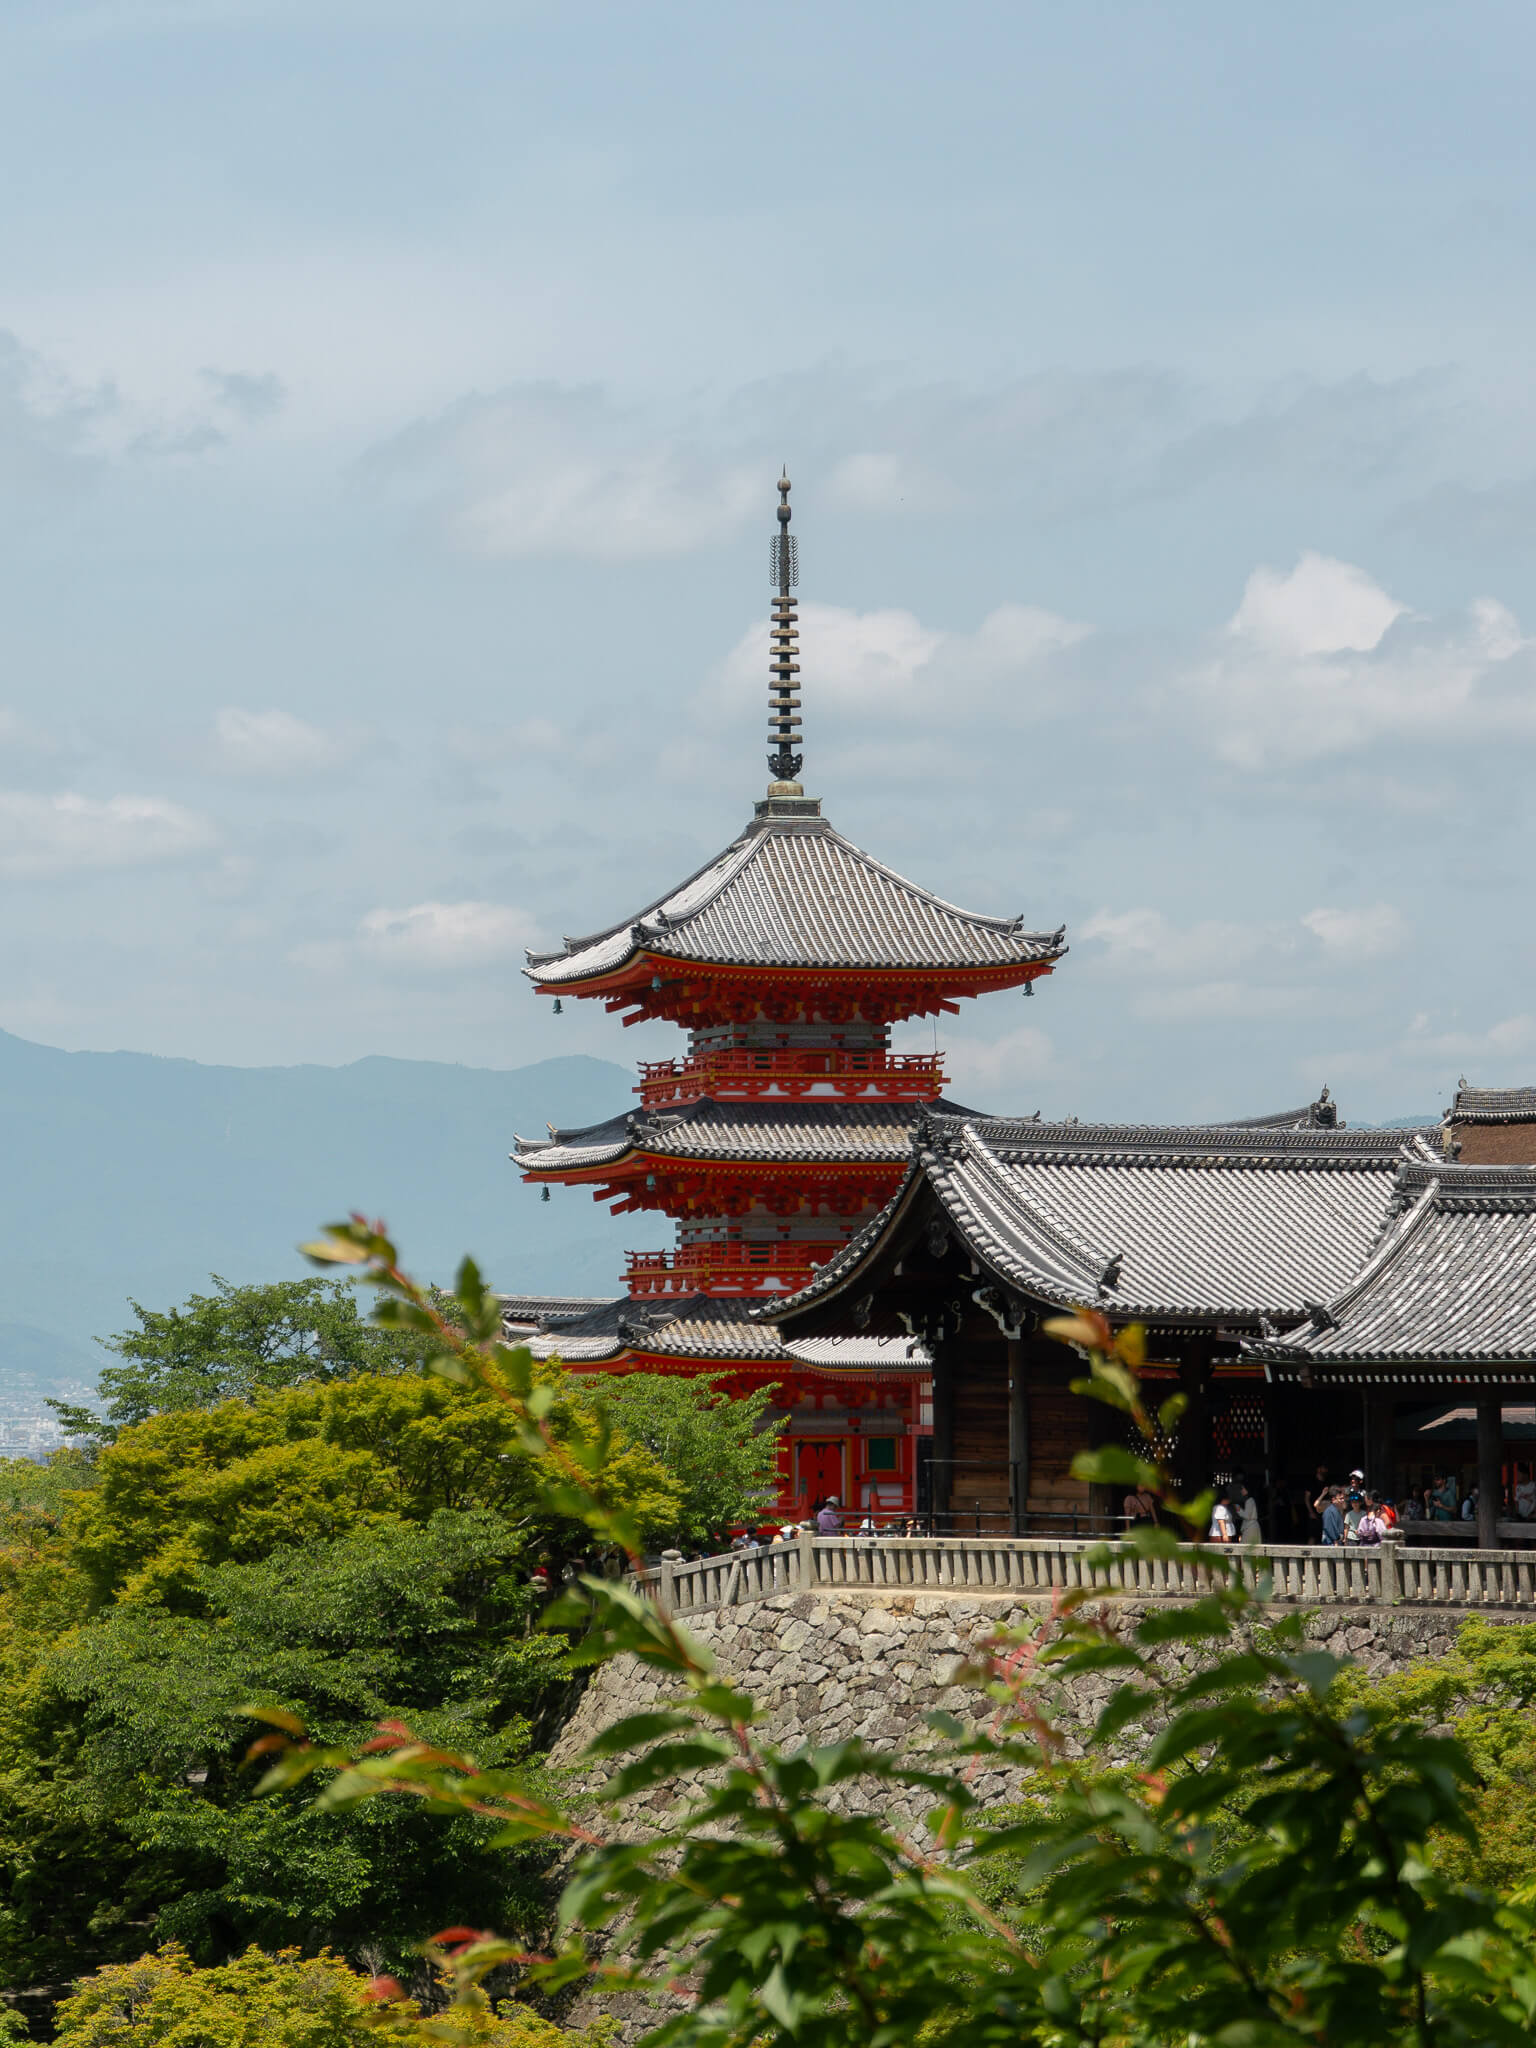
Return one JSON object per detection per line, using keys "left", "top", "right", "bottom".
{"left": 84, "top": 1275, "right": 427, "bottom": 1433}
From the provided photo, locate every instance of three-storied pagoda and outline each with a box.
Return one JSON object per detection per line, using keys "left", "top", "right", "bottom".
{"left": 505, "top": 476, "right": 1066, "bottom": 1518}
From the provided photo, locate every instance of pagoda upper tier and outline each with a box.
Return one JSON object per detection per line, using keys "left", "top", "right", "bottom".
{"left": 523, "top": 792, "right": 1066, "bottom": 1028}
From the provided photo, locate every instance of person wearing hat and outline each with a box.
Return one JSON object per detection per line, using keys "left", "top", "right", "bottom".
{"left": 815, "top": 1496, "right": 843, "bottom": 1534}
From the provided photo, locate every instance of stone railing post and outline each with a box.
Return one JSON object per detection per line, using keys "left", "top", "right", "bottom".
{"left": 797, "top": 1527, "right": 817, "bottom": 1594}
{"left": 658, "top": 1548, "right": 681, "bottom": 1617}
{"left": 1379, "top": 1533, "right": 1401, "bottom": 1608}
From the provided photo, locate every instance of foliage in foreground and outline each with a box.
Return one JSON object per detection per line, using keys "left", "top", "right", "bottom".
{"left": 51, "top": 1941, "right": 615, "bottom": 2046}
{"left": 248, "top": 1241, "right": 1536, "bottom": 2048}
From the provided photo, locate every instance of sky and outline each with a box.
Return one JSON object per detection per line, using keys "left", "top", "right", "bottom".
{"left": 4, "top": 0, "right": 1536, "bottom": 1122}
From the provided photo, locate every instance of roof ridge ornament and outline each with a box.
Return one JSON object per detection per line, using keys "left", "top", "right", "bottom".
{"left": 766, "top": 470, "right": 804, "bottom": 795}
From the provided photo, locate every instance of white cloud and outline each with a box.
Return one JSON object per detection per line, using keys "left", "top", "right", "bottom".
{"left": 1231, "top": 552, "right": 1405, "bottom": 656}
{"left": 940, "top": 1024, "right": 1054, "bottom": 1103}
{"left": 1302, "top": 904, "right": 1407, "bottom": 958}
{"left": 357, "top": 899, "right": 541, "bottom": 969}
{"left": 1182, "top": 556, "right": 1533, "bottom": 768}
{"left": 1082, "top": 907, "right": 1284, "bottom": 978}
{"left": 715, "top": 598, "right": 1088, "bottom": 722}
{"left": 0, "top": 790, "right": 214, "bottom": 877}
{"left": 369, "top": 386, "right": 761, "bottom": 561}
{"left": 211, "top": 708, "right": 358, "bottom": 777}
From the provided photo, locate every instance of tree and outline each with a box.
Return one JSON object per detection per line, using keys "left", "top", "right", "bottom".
{"left": 255, "top": 1240, "right": 1536, "bottom": 2048}
{"left": 574, "top": 1372, "right": 781, "bottom": 1546}
{"left": 85, "top": 1275, "right": 427, "bottom": 1435}
{"left": 52, "top": 1941, "right": 613, "bottom": 2045}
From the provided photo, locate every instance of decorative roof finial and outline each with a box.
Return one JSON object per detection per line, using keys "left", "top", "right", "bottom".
{"left": 767, "top": 471, "right": 803, "bottom": 793}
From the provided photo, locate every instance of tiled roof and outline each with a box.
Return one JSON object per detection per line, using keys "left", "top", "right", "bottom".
{"left": 525, "top": 798, "right": 1065, "bottom": 985}
{"left": 513, "top": 1097, "right": 978, "bottom": 1174}
{"left": 1450, "top": 1086, "right": 1536, "bottom": 1124}
{"left": 1249, "top": 1162, "right": 1536, "bottom": 1366}
{"left": 763, "top": 1113, "right": 1432, "bottom": 1328}
{"left": 499, "top": 1293, "right": 616, "bottom": 1330}
{"left": 501, "top": 1292, "right": 929, "bottom": 1374}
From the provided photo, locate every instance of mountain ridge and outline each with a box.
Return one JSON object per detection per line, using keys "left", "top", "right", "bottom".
{"left": 0, "top": 1029, "right": 661, "bottom": 1397}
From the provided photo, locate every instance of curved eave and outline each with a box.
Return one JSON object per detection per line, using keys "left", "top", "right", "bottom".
{"left": 515, "top": 1148, "right": 914, "bottom": 1185}
{"left": 527, "top": 949, "right": 1063, "bottom": 1003}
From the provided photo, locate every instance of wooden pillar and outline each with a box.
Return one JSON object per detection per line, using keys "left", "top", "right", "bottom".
{"left": 930, "top": 1341, "right": 955, "bottom": 1534}
{"left": 1476, "top": 1396, "right": 1503, "bottom": 1550}
{"left": 1362, "top": 1387, "right": 1396, "bottom": 1496}
{"left": 1173, "top": 1347, "right": 1211, "bottom": 1503}
{"left": 1007, "top": 1336, "right": 1029, "bottom": 1535}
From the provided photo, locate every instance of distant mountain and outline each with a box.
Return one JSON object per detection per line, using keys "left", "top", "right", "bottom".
{"left": 0, "top": 1031, "right": 658, "bottom": 1399}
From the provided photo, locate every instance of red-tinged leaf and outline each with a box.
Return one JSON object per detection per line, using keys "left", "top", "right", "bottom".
{"left": 1043, "top": 1307, "right": 1113, "bottom": 1352}
{"left": 364, "top": 1975, "right": 405, "bottom": 2004}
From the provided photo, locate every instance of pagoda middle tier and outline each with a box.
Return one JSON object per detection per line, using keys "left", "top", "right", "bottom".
{"left": 515, "top": 792, "right": 1065, "bottom": 1305}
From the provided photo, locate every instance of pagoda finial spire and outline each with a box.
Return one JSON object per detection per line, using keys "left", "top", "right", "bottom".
{"left": 767, "top": 470, "right": 804, "bottom": 793}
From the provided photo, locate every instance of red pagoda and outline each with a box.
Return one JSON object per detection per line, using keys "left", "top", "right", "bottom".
{"left": 504, "top": 475, "right": 1066, "bottom": 1521}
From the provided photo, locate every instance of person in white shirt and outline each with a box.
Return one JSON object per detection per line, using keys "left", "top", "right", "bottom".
{"left": 1237, "top": 1483, "right": 1262, "bottom": 1546}
{"left": 1209, "top": 1490, "right": 1237, "bottom": 1543}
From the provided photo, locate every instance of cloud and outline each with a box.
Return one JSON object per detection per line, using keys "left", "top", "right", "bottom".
{"left": 940, "top": 1024, "right": 1054, "bottom": 1103}
{"left": 714, "top": 599, "right": 1089, "bottom": 724}
{"left": 201, "top": 368, "right": 285, "bottom": 421}
{"left": 1230, "top": 552, "right": 1405, "bottom": 658}
{"left": 0, "top": 791, "right": 214, "bottom": 877}
{"left": 365, "top": 385, "right": 761, "bottom": 561}
{"left": 209, "top": 708, "right": 361, "bottom": 777}
{"left": 1301, "top": 904, "right": 1407, "bottom": 958}
{"left": 357, "top": 900, "right": 541, "bottom": 969}
{"left": 1178, "top": 556, "right": 1533, "bottom": 768}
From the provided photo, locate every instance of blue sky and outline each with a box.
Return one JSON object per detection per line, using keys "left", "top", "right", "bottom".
{"left": 4, "top": 0, "right": 1536, "bottom": 1120}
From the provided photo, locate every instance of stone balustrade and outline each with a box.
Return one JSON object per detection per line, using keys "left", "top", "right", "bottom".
{"left": 636, "top": 1532, "right": 1536, "bottom": 1617}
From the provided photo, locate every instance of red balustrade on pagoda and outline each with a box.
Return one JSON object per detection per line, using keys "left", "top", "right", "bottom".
{"left": 625, "top": 1241, "right": 842, "bottom": 1298}
{"left": 636, "top": 1047, "right": 946, "bottom": 1108}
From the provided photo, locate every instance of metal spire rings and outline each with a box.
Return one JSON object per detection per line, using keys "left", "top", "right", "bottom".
{"left": 767, "top": 471, "right": 803, "bottom": 791}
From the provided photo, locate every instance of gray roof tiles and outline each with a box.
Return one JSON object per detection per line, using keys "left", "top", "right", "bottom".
{"left": 514, "top": 1097, "right": 980, "bottom": 1173}
{"left": 762, "top": 1112, "right": 1435, "bottom": 1329}
{"left": 1251, "top": 1163, "right": 1536, "bottom": 1366}
{"left": 500, "top": 1291, "right": 930, "bottom": 1372}
{"left": 525, "top": 802, "right": 1065, "bottom": 985}
{"left": 1450, "top": 1086, "right": 1536, "bottom": 1123}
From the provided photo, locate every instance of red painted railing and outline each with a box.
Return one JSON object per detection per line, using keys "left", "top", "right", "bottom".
{"left": 636, "top": 1048, "right": 945, "bottom": 1107}
{"left": 625, "top": 1241, "right": 845, "bottom": 1298}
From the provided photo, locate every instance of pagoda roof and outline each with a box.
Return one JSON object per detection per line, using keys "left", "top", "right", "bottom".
{"left": 1448, "top": 1085, "right": 1536, "bottom": 1124}
{"left": 513, "top": 1096, "right": 980, "bottom": 1175}
{"left": 1248, "top": 1161, "right": 1536, "bottom": 1373}
{"left": 524, "top": 795, "right": 1065, "bottom": 988}
{"left": 764, "top": 1111, "right": 1441, "bottom": 1331}
{"left": 500, "top": 1289, "right": 929, "bottom": 1375}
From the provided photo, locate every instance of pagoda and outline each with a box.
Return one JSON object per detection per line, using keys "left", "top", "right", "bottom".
{"left": 506, "top": 475, "right": 1066, "bottom": 1521}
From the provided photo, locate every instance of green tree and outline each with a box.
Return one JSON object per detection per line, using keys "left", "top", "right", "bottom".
{"left": 575, "top": 1372, "right": 781, "bottom": 1546}
{"left": 39, "top": 1514, "right": 562, "bottom": 1971}
{"left": 85, "top": 1275, "right": 427, "bottom": 1435}
{"left": 52, "top": 1940, "right": 608, "bottom": 2045}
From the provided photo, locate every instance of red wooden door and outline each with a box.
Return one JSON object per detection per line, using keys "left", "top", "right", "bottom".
{"left": 795, "top": 1439, "right": 845, "bottom": 1505}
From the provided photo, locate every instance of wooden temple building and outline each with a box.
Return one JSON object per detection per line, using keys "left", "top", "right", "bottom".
{"left": 760, "top": 1111, "right": 1536, "bottom": 1545}
{"left": 504, "top": 477, "right": 1536, "bottom": 1541}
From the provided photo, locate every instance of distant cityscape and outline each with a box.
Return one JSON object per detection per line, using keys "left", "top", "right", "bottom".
{"left": 0, "top": 1378, "right": 95, "bottom": 1462}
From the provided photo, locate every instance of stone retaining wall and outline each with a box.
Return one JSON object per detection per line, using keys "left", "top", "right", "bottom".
{"left": 550, "top": 1589, "right": 1483, "bottom": 2040}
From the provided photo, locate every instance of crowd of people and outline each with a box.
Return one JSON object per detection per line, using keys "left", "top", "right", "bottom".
{"left": 1190, "top": 1461, "right": 1536, "bottom": 1547}
{"left": 706, "top": 1465, "right": 1536, "bottom": 1558}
